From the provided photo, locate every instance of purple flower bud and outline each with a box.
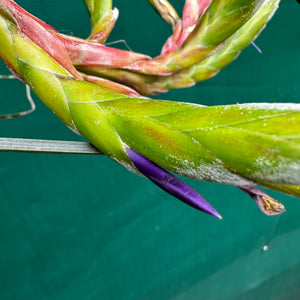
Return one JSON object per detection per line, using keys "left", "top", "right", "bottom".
{"left": 126, "top": 148, "right": 222, "bottom": 219}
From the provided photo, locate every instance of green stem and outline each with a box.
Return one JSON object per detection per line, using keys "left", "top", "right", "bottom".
{"left": 84, "top": 0, "right": 112, "bottom": 28}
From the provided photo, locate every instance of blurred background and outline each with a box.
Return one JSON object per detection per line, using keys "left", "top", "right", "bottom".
{"left": 0, "top": 1, "right": 299, "bottom": 299}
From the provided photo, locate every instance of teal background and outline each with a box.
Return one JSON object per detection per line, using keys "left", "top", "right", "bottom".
{"left": 0, "top": 1, "right": 300, "bottom": 299}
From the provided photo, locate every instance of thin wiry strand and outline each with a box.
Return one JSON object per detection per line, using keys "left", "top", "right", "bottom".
{"left": 105, "top": 39, "right": 134, "bottom": 52}
{"left": 0, "top": 74, "right": 36, "bottom": 120}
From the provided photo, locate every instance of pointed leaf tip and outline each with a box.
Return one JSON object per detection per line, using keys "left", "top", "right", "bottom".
{"left": 240, "top": 186, "right": 285, "bottom": 216}
{"left": 126, "top": 148, "right": 222, "bottom": 219}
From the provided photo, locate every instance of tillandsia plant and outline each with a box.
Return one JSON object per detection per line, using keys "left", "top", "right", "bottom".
{"left": 0, "top": 0, "right": 299, "bottom": 219}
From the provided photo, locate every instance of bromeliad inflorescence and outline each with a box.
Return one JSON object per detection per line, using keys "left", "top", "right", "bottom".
{"left": 0, "top": 0, "right": 299, "bottom": 219}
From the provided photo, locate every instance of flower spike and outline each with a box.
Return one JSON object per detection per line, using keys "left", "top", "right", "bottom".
{"left": 0, "top": 0, "right": 298, "bottom": 219}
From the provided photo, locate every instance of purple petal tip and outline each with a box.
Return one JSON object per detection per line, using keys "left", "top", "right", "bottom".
{"left": 251, "top": 41, "right": 262, "bottom": 54}
{"left": 126, "top": 148, "right": 222, "bottom": 219}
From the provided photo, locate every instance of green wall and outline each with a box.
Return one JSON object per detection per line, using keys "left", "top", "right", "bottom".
{"left": 0, "top": 1, "right": 299, "bottom": 299}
